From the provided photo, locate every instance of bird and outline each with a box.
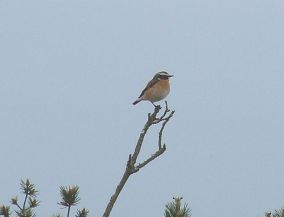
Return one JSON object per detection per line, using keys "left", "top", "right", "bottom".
{"left": 132, "top": 71, "right": 173, "bottom": 106}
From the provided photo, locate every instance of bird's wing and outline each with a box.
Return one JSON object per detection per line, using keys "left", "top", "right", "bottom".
{"left": 138, "top": 78, "right": 158, "bottom": 98}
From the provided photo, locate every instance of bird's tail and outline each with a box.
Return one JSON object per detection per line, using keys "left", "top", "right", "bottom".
{"left": 132, "top": 99, "right": 142, "bottom": 105}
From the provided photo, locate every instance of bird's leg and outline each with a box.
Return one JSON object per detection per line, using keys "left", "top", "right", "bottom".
{"left": 151, "top": 101, "right": 157, "bottom": 107}
{"left": 151, "top": 101, "right": 161, "bottom": 109}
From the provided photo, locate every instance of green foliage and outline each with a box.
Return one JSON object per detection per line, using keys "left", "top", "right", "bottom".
{"left": 0, "top": 205, "right": 11, "bottom": 217}
{"left": 58, "top": 186, "right": 80, "bottom": 208}
{"left": 5, "top": 178, "right": 284, "bottom": 217}
{"left": 273, "top": 207, "right": 284, "bottom": 217}
{"left": 1, "top": 179, "right": 89, "bottom": 217}
{"left": 10, "top": 179, "right": 40, "bottom": 217}
{"left": 58, "top": 185, "right": 81, "bottom": 217}
{"left": 164, "top": 197, "right": 191, "bottom": 217}
{"left": 20, "top": 180, "right": 38, "bottom": 198}
{"left": 75, "top": 208, "right": 89, "bottom": 217}
{"left": 15, "top": 208, "right": 35, "bottom": 217}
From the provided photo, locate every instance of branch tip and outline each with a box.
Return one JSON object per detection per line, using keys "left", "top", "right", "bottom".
{"left": 127, "top": 154, "right": 132, "bottom": 168}
{"left": 103, "top": 102, "right": 175, "bottom": 217}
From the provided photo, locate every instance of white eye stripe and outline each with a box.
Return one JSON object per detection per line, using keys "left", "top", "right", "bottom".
{"left": 158, "top": 71, "right": 169, "bottom": 76}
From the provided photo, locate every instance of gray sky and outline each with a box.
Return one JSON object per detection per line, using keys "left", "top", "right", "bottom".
{"left": 0, "top": 1, "right": 284, "bottom": 217}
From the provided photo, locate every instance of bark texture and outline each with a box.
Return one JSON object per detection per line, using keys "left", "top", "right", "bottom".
{"left": 103, "top": 102, "right": 175, "bottom": 217}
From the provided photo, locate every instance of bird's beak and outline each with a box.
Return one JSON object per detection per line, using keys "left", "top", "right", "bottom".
{"left": 167, "top": 74, "right": 174, "bottom": 77}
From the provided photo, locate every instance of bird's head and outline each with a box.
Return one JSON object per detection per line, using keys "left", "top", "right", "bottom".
{"left": 155, "top": 71, "right": 174, "bottom": 80}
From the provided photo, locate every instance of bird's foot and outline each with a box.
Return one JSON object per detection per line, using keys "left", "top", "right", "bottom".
{"left": 151, "top": 102, "right": 161, "bottom": 110}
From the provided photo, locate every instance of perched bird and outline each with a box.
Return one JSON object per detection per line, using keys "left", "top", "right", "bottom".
{"left": 133, "top": 71, "right": 173, "bottom": 106}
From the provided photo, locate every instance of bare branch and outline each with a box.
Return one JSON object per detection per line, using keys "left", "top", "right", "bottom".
{"left": 159, "top": 110, "right": 175, "bottom": 149}
{"left": 102, "top": 104, "right": 175, "bottom": 217}
{"left": 134, "top": 145, "right": 166, "bottom": 172}
{"left": 103, "top": 168, "right": 131, "bottom": 217}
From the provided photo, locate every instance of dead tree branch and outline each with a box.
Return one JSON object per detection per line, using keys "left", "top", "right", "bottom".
{"left": 102, "top": 101, "right": 175, "bottom": 217}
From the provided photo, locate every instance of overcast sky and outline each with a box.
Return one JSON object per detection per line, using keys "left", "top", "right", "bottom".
{"left": 0, "top": 1, "right": 284, "bottom": 217}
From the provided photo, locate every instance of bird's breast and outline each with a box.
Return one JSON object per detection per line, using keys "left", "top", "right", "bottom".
{"left": 144, "top": 79, "right": 170, "bottom": 102}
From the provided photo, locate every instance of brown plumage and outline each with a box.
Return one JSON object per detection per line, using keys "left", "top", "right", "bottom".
{"left": 133, "top": 71, "right": 173, "bottom": 106}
